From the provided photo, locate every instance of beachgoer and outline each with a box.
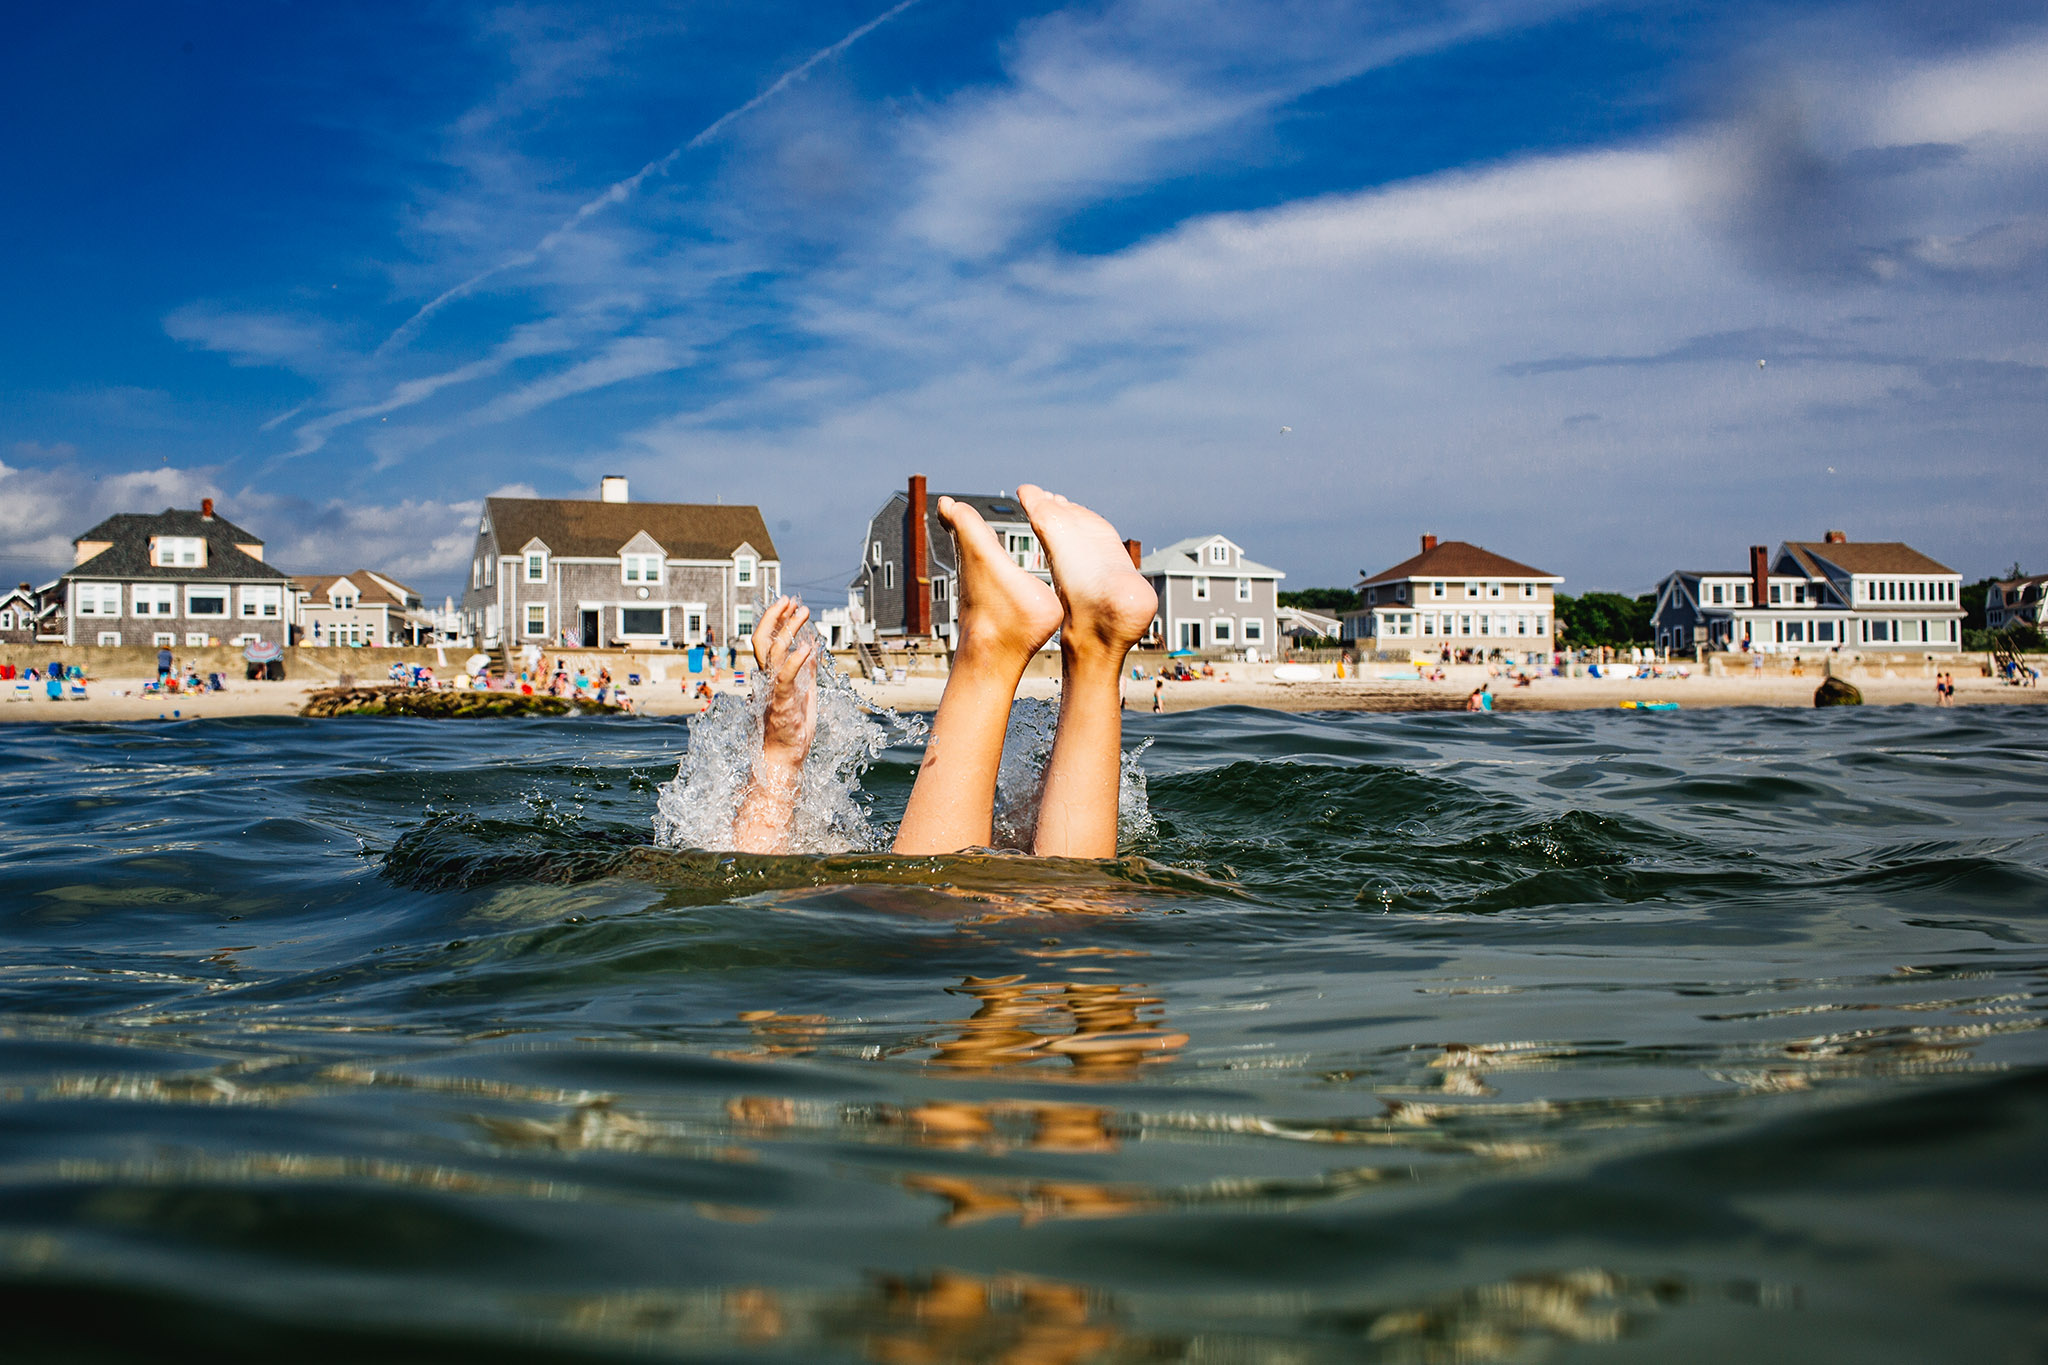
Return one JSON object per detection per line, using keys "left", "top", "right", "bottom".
{"left": 1153, "top": 678, "right": 1164, "bottom": 713}
{"left": 1465, "top": 687, "right": 1486, "bottom": 712}
{"left": 734, "top": 485, "right": 1155, "bottom": 860}
{"left": 157, "top": 648, "right": 173, "bottom": 684}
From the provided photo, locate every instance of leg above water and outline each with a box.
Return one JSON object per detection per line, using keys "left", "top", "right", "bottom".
{"left": 1018, "top": 484, "right": 1156, "bottom": 860}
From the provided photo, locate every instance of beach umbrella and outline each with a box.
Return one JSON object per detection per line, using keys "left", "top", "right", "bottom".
{"left": 1167, "top": 649, "right": 1195, "bottom": 657}
{"left": 242, "top": 640, "right": 282, "bottom": 663}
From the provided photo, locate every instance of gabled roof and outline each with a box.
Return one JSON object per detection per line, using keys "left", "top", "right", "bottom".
{"left": 290, "top": 570, "right": 419, "bottom": 609}
{"left": 853, "top": 492, "right": 1037, "bottom": 586}
{"left": 485, "top": 497, "right": 777, "bottom": 562}
{"left": 65, "top": 507, "right": 288, "bottom": 582}
{"left": 1140, "top": 536, "right": 1284, "bottom": 578}
{"left": 1359, "top": 540, "right": 1556, "bottom": 587}
{"left": 1786, "top": 541, "right": 1956, "bottom": 576}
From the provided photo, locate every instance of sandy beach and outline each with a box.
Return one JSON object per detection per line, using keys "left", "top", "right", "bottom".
{"left": 5, "top": 662, "right": 2040, "bottom": 722}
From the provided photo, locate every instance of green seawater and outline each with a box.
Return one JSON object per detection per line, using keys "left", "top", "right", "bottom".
{"left": 1, "top": 706, "right": 2045, "bottom": 1362}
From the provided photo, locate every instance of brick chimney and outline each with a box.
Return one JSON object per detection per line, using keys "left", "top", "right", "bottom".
{"left": 1421, "top": 533, "right": 1438, "bottom": 553}
{"left": 906, "top": 474, "right": 932, "bottom": 636}
{"left": 1824, "top": 529, "right": 1846, "bottom": 543}
{"left": 1750, "top": 545, "right": 1769, "bottom": 607}
{"left": 1124, "top": 538, "right": 1142, "bottom": 569}
{"left": 201, "top": 498, "right": 215, "bottom": 519}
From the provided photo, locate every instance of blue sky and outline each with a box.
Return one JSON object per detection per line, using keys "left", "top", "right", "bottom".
{"left": 3, "top": 0, "right": 2044, "bottom": 601}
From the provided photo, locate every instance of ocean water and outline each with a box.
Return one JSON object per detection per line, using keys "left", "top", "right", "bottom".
{"left": 1, "top": 705, "right": 2045, "bottom": 1362}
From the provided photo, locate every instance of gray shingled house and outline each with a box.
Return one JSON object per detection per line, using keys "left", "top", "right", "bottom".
{"left": 460, "top": 477, "right": 779, "bottom": 650}
{"left": 59, "top": 500, "right": 293, "bottom": 649}
{"left": 849, "top": 475, "right": 1049, "bottom": 643}
{"left": 1137, "top": 535, "right": 1285, "bottom": 655}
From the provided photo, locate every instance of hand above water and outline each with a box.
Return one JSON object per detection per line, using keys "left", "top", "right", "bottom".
{"left": 752, "top": 596, "right": 818, "bottom": 768}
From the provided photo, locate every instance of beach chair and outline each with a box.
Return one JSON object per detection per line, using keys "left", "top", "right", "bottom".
{"left": 9, "top": 681, "right": 26, "bottom": 703}
{"left": 69, "top": 683, "right": 88, "bottom": 700}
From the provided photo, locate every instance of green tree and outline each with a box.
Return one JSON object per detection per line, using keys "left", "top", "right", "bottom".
{"left": 1554, "top": 591, "right": 1655, "bottom": 647}
{"left": 1279, "top": 587, "right": 1361, "bottom": 614}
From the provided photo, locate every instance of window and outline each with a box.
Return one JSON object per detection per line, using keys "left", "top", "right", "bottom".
{"left": 1395, "top": 584, "right": 1408, "bottom": 602}
{"left": 620, "top": 608, "right": 664, "bottom": 636}
{"left": 1006, "top": 532, "right": 1040, "bottom": 569}
{"left": 1534, "top": 615, "right": 1547, "bottom": 635}
{"left": 1517, "top": 616, "right": 1529, "bottom": 636}
{"left": 1488, "top": 582, "right": 1502, "bottom": 598}
{"left": 1419, "top": 613, "right": 1434, "bottom": 635}
{"left": 933, "top": 576, "right": 949, "bottom": 602}
{"left": 153, "top": 632, "right": 175, "bottom": 648}
{"left": 1478, "top": 615, "right": 1490, "bottom": 635}
{"left": 1711, "top": 584, "right": 1724, "bottom": 604}
{"left": 1364, "top": 587, "right": 1376, "bottom": 605}
{"left": 1816, "top": 621, "right": 1835, "bottom": 641}
{"left": 184, "top": 587, "right": 228, "bottom": 618}
{"left": 97, "top": 631, "right": 121, "bottom": 646}
{"left": 1208, "top": 543, "right": 1229, "bottom": 565}
{"left": 1459, "top": 614, "right": 1472, "bottom": 635}
{"left": 883, "top": 561, "right": 895, "bottom": 589}
{"left": 524, "top": 604, "right": 547, "bottom": 637}
{"left": 525, "top": 552, "right": 547, "bottom": 583}
{"left": 1432, "top": 581, "right": 1445, "bottom": 598}
{"left": 736, "top": 555, "right": 756, "bottom": 586}
{"left": 1212, "top": 618, "right": 1233, "bottom": 642}
{"left": 1236, "top": 577, "right": 1251, "bottom": 602}
{"left": 1194, "top": 577, "right": 1210, "bottom": 601}
{"left": 1735, "top": 584, "right": 1748, "bottom": 604}
{"left": 472, "top": 559, "right": 483, "bottom": 590}
{"left": 185, "top": 632, "right": 210, "bottom": 648}
{"left": 153, "top": 536, "right": 204, "bottom": 567}
{"left": 1770, "top": 585, "right": 1782, "bottom": 604}
{"left": 1464, "top": 581, "right": 1479, "bottom": 597}
{"left": 736, "top": 605, "right": 755, "bottom": 637}
{"left": 75, "top": 584, "right": 123, "bottom": 617}
{"left": 1243, "top": 618, "right": 1264, "bottom": 642}
{"left": 329, "top": 591, "right": 356, "bottom": 609}
{"left": 1520, "top": 582, "right": 1535, "bottom": 599}
{"left": 871, "top": 540, "right": 883, "bottom": 567}
{"left": 0, "top": 610, "right": 10, "bottom": 629}
{"left": 239, "top": 585, "right": 282, "bottom": 618}
{"left": 623, "top": 554, "right": 663, "bottom": 584}
{"left": 132, "top": 584, "right": 176, "bottom": 617}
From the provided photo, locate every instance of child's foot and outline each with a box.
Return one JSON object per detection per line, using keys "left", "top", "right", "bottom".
{"left": 1016, "top": 485, "right": 1156, "bottom": 660}
{"left": 941, "top": 497, "right": 1061, "bottom": 663}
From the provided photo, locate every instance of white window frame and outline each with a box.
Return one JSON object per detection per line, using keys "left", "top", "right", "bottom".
{"left": 1465, "top": 581, "right": 1480, "bottom": 597}
{"left": 1431, "top": 581, "right": 1445, "bottom": 598}
{"left": 871, "top": 540, "right": 883, "bottom": 567}
{"left": 933, "top": 576, "right": 950, "bottom": 602}
{"left": 1207, "top": 543, "right": 1230, "bottom": 565}
{"left": 617, "top": 605, "right": 667, "bottom": 639}
{"left": 152, "top": 632, "right": 176, "bottom": 648}
{"left": 0, "top": 609, "right": 11, "bottom": 630}
{"left": 75, "top": 583, "right": 123, "bottom": 618}
{"left": 735, "top": 555, "right": 756, "bottom": 587}
{"left": 1235, "top": 577, "right": 1251, "bottom": 602}
{"left": 97, "top": 631, "right": 121, "bottom": 646}
{"left": 154, "top": 536, "right": 205, "bottom": 568}
{"left": 735, "top": 605, "right": 755, "bottom": 639}
{"left": 1193, "top": 576, "right": 1210, "bottom": 602}
{"left": 183, "top": 586, "right": 230, "bottom": 619}
{"left": 883, "top": 561, "right": 895, "bottom": 589}
{"left": 184, "top": 632, "right": 210, "bottom": 648}
{"left": 622, "top": 554, "right": 663, "bottom": 585}
{"left": 239, "top": 585, "right": 282, "bottom": 619}
{"left": 525, "top": 551, "right": 548, "bottom": 583}
{"left": 1242, "top": 617, "right": 1264, "bottom": 643}
{"left": 1521, "top": 582, "right": 1536, "bottom": 599}
{"left": 524, "top": 603, "right": 548, "bottom": 638}
{"left": 1211, "top": 616, "right": 1234, "bottom": 643}
{"left": 1488, "top": 582, "right": 1502, "bottom": 598}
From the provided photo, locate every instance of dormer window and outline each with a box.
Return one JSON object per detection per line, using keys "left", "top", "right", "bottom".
{"left": 330, "top": 592, "right": 356, "bottom": 610}
{"left": 736, "top": 555, "right": 756, "bottom": 587}
{"left": 525, "top": 552, "right": 547, "bottom": 583}
{"left": 1208, "top": 543, "right": 1230, "bottom": 565}
{"left": 623, "top": 554, "right": 663, "bottom": 584}
{"left": 154, "top": 536, "right": 204, "bottom": 568}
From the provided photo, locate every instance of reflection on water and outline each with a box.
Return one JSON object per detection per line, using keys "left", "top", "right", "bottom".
{"left": 0, "top": 708, "right": 2045, "bottom": 1359}
{"left": 545, "top": 1265, "right": 1792, "bottom": 1364}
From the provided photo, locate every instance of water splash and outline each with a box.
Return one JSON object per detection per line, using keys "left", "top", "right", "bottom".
{"left": 991, "top": 697, "right": 1154, "bottom": 851}
{"left": 653, "top": 635, "right": 920, "bottom": 853}
{"left": 652, "top": 651, "right": 1152, "bottom": 855}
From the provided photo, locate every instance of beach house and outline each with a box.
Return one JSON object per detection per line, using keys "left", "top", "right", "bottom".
{"left": 1650, "top": 532, "right": 1962, "bottom": 655}
{"left": 0, "top": 583, "right": 52, "bottom": 646}
{"left": 849, "top": 476, "right": 1051, "bottom": 643}
{"left": 460, "top": 477, "right": 778, "bottom": 650}
{"left": 1137, "top": 535, "right": 1285, "bottom": 656}
{"left": 1344, "top": 536, "right": 1561, "bottom": 659}
{"left": 291, "top": 570, "right": 438, "bottom": 648}
{"left": 56, "top": 501, "right": 293, "bottom": 650}
{"left": 1985, "top": 573, "right": 2047, "bottom": 633}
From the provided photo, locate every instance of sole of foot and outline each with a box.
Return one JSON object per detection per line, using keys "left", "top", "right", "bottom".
{"left": 1016, "top": 485, "right": 1157, "bottom": 655}
{"left": 939, "top": 496, "right": 1063, "bottom": 660}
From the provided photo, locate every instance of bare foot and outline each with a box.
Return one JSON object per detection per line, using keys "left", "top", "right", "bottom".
{"left": 1015, "top": 485, "right": 1156, "bottom": 658}
{"left": 941, "top": 497, "right": 1061, "bottom": 662}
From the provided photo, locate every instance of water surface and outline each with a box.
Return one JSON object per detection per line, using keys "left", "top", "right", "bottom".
{"left": 2, "top": 706, "right": 2045, "bottom": 1361}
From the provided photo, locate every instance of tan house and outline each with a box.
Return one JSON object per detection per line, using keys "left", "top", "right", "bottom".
{"left": 1345, "top": 535, "right": 1562, "bottom": 659}
{"left": 292, "top": 570, "right": 434, "bottom": 648}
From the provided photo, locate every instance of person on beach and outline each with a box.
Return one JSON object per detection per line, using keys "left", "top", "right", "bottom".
{"left": 732, "top": 484, "right": 1157, "bottom": 859}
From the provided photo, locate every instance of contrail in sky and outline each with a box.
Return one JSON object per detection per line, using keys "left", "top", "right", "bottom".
{"left": 378, "top": 0, "right": 924, "bottom": 354}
